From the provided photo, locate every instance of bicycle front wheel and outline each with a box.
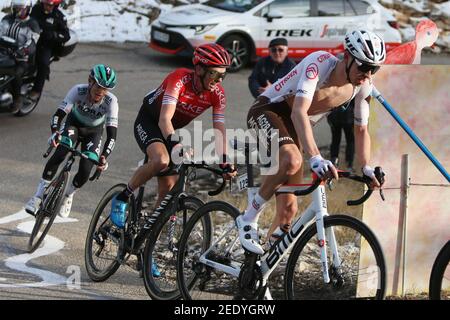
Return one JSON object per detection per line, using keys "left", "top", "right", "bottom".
{"left": 177, "top": 201, "right": 242, "bottom": 300}
{"left": 285, "top": 215, "right": 386, "bottom": 300}
{"left": 28, "top": 172, "right": 68, "bottom": 253}
{"left": 429, "top": 241, "right": 450, "bottom": 300}
{"left": 84, "top": 184, "right": 127, "bottom": 282}
{"left": 142, "top": 196, "right": 206, "bottom": 300}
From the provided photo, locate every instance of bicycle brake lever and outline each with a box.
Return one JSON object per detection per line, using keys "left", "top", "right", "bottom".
{"left": 326, "top": 178, "right": 334, "bottom": 191}
{"left": 379, "top": 188, "right": 385, "bottom": 201}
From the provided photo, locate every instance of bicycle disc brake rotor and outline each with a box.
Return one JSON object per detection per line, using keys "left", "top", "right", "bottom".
{"left": 329, "top": 265, "right": 345, "bottom": 289}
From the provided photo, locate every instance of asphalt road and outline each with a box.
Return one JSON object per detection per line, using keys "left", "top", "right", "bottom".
{"left": 0, "top": 43, "right": 448, "bottom": 300}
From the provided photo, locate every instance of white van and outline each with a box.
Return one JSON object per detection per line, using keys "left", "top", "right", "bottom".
{"left": 150, "top": 0, "right": 402, "bottom": 71}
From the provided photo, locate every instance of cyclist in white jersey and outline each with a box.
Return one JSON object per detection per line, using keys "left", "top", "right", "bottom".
{"left": 25, "top": 64, "right": 118, "bottom": 218}
{"left": 238, "top": 30, "right": 386, "bottom": 255}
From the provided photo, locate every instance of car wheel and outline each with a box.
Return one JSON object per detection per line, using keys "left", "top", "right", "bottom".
{"left": 219, "top": 35, "right": 251, "bottom": 72}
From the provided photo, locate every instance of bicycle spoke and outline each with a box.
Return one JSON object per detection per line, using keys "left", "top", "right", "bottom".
{"left": 85, "top": 187, "right": 125, "bottom": 281}
{"left": 142, "top": 197, "right": 205, "bottom": 300}
{"left": 287, "top": 218, "right": 384, "bottom": 300}
{"left": 178, "top": 204, "right": 242, "bottom": 300}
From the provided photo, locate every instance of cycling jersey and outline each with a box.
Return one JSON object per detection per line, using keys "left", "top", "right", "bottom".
{"left": 43, "top": 118, "right": 103, "bottom": 187}
{"left": 261, "top": 51, "right": 372, "bottom": 126}
{"left": 140, "top": 68, "right": 226, "bottom": 129}
{"left": 58, "top": 84, "right": 119, "bottom": 128}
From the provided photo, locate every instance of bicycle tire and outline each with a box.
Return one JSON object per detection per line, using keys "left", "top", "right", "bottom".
{"left": 84, "top": 183, "right": 127, "bottom": 282}
{"left": 177, "top": 201, "right": 241, "bottom": 300}
{"left": 285, "top": 215, "right": 386, "bottom": 300}
{"left": 28, "top": 171, "right": 68, "bottom": 253}
{"left": 142, "top": 196, "right": 206, "bottom": 300}
{"left": 429, "top": 240, "right": 450, "bottom": 300}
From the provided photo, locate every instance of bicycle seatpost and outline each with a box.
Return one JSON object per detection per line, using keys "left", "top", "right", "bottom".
{"left": 135, "top": 154, "right": 149, "bottom": 215}
{"left": 245, "top": 143, "right": 255, "bottom": 188}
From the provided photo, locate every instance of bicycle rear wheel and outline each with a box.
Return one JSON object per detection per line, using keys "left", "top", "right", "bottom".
{"left": 429, "top": 241, "right": 450, "bottom": 300}
{"left": 177, "top": 201, "right": 242, "bottom": 300}
{"left": 28, "top": 172, "right": 68, "bottom": 253}
{"left": 84, "top": 184, "right": 127, "bottom": 282}
{"left": 142, "top": 196, "right": 206, "bottom": 300}
{"left": 285, "top": 215, "right": 386, "bottom": 300}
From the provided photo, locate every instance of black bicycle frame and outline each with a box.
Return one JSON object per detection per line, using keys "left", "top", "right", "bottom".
{"left": 127, "top": 159, "right": 192, "bottom": 254}
{"left": 126, "top": 157, "right": 226, "bottom": 255}
{"left": 62, "top": 142, "right": 80, "bottom": 173}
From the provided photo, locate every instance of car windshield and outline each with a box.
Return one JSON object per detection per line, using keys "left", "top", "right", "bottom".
{"left": 204, "top": 0, "right": 265, "bottom": 13}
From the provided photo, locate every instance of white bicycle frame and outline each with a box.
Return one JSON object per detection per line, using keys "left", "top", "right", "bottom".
{"left": 198, "top": 182, "right": 342, "bottom": 288}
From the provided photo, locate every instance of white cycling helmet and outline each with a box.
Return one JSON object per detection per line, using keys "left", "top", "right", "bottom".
{"left": 11, "top": 0, "right": 32, "bottom": 7}
{"left": 11, "top": 0, "right": 32, "bottom": 19}
{"left": 344, "top": 29, "right": 386, "bottom": 66}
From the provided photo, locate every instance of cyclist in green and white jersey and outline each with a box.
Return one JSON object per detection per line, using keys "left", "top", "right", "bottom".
{"left": 25, "top": 64, "right": 118, "bottom": 218}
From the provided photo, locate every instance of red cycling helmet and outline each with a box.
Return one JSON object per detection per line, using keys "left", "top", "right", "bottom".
{"left": 192, "top": 43, "right": 231, "bottom": 68}
{"left": 41, "top": 0, "right": 62, "bottom": 5}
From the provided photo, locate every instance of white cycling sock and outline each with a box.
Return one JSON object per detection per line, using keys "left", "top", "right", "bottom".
{"left": 34, "top": 178, "right": 51, "bottom": 199}
{"left": 243, "top": 192, "right": 267, "bottom": 223}
{"left": 65, "top": 180, "right": 78, "bottom": 197}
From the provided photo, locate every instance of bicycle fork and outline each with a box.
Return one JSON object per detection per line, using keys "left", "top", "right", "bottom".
{"left": 167, "top": 214, "right": 177, "bottom": 252}
{"left": 313, "top": 185, "right": 342, "bottom": 284}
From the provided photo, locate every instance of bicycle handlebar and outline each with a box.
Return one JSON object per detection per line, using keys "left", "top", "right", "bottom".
{"left": 176, "top": 161, "right": 231, "bottom": 197}
{"left": 43, "top": 143, "right": 103, "bottom": 181}
{"left": 342, "top": 167, "right": 385, "bottom": 206}
{"left": 339, "top": 172, "right": 374, "bottom": 206}
{"left": 293, "top": 174, "right": 322, "bottom": 196}
{"left": 89, "top": 169, "right": 102, "bottom": 181}
{"left": 291, "top": 167, "right": 385, "bottom": 206}
{"left": 43, "top": 145, "right": 54, "bottom": 158}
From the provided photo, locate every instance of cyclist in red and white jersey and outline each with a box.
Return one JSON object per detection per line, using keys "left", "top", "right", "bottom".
{"left": 238, "top": 29, "right": 386, "bottom": 255}
{"left": 109, "top": 43, "right": 236, "bottom": 231}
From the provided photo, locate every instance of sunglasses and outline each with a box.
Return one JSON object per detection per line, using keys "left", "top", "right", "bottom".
{"left": 354, "top": 59, "right": 381, "bottom": 75}
{"left": 270, "top": 47, "right": 286, "bottom": 54}
{"left": 206, "top": 69, "right": 226, "bottom": 82}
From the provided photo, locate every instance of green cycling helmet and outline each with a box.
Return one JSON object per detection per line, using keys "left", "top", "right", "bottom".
{"left": 90, "top": 64, "right": 117, "bottom": 89}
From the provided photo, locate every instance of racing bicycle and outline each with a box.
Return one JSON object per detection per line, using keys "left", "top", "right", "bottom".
{"left": 84, "top": 155, "right": 228, "bottom": 300}
{"left": 177, "top": 144, "right": 387, "bottom": 300}
{"left": 28, "top": 141, "right": 100, "bottom": 253}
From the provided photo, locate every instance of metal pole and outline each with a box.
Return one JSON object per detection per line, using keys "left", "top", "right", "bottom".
{"left": 400, "top": 154, "right": 410, "bottom": 296}
{"left": 392, "top": 154, "right": 409, "bottom": 296}
{"left": 371, "top": 87, "right": 450, "bottom": 183}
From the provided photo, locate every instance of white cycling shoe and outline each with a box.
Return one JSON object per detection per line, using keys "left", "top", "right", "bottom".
{"left": 25, "top": 196, "right": 42, "bottom": 216}
{"left": 58, "top": 193, "right": 73, "bottom": 218}
{"left": 236, "top": 215, "right": 264, "bottom": 255}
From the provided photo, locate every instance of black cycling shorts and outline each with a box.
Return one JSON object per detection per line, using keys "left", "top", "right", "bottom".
{"left": 134, "top": 107, "right": 165, "bottom": 154}
{"left": 133, "top": 107, "right": 179, "bottom": 177}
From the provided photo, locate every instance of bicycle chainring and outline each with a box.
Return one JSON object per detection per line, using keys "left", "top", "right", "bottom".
{"left": 238, "top": 262, "right": 264, "bottom": 300}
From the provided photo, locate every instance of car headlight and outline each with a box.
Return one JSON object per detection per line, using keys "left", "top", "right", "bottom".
{"left": 190, "top": 24, "right": 217, "bottom": 35}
